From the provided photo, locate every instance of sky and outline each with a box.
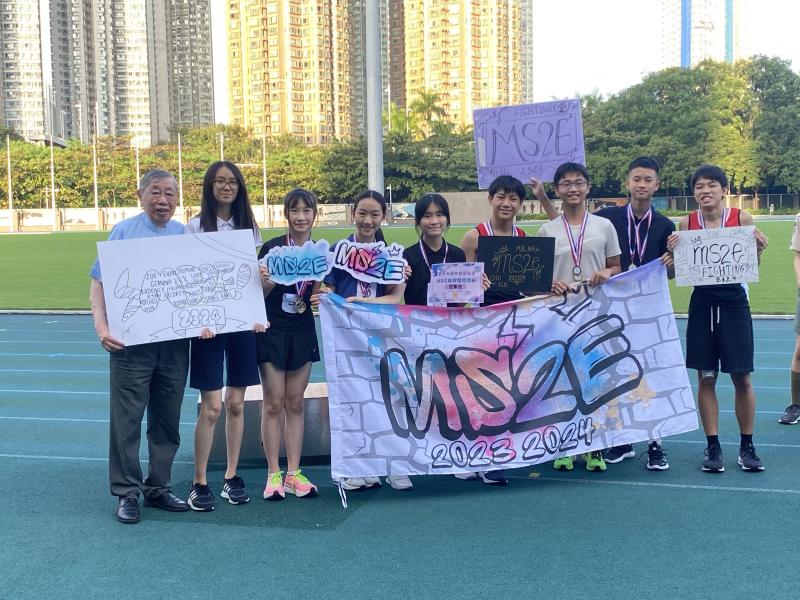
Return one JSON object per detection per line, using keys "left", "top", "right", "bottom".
{"left": 210, "top": 0, "right": 800, "bottom": 124}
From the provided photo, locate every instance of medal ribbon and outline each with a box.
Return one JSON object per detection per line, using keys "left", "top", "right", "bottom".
{"left": 484, "top": 221, "right": 519, "bottom": 237}
{"left": 287, "top": 234, "right": 310, "bottom": 297}
{"left": 419, "top": 238, "right": 448, "bottom": 273}
{"left": 697, "top": 207, "right": 729, "bottom": 230}
{"left": 627, "top": 204, "right": 652, "bottom": 267}
{"left": 561, "top": 212, "right": 588, "bottom": 274}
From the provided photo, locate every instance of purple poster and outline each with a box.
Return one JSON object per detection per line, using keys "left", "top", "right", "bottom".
{"left": 473, "top": 99, "right": 586, "bottom": 189}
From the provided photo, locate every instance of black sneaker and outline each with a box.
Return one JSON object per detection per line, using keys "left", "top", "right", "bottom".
{"left": 188, "top": 483, "right": 215, "bottom": 511}
{"left": 602, "top": 444, "right": 635, "bottom": 464}
{"left": 702, "top": 444, "right": 724, "bottom": 473}
{"left": 778, "top": 404, "right": 800, "bottom": 424}
{"left": 221, "top": 475, "right": 250, "bottom": 505}
{"left": 738, "top": 443, "right": 765, "bottom": 472}
{"left": 646, "top": 441, "right": 669, "bottom": 471}
{"left": 480, "top": 470, "right": 508, "bottom": 485}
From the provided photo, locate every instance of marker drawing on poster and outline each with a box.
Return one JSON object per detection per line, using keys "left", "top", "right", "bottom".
{"left": 332, "top": 239, "right": 407, "bottom": 284}
{"left": 673, "top": 226, "right": 759, "bottom": 287}
{"left": 260, "top": 239, "right": 334, "bottom": 286}
{"left": 473, "top": 99, "right": 586, "bottom": 188}
{"left": 97, "top": 230, "right": 267, "bottom": 346}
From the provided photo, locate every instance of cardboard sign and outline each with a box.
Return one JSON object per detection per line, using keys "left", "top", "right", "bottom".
{"left": 261, "top": 239, "right": 333, "bottom": 285}
{"left": 477, "top": 236, "right": 555, "bottom": 295}
{"left": 473, "top": 99, "right": 586, "bottom": 189}
{"left": 97, "top": 230, "right": 267, "bottom": 346}
{"left": 331, "top": 239, "right": 407, "bottom": 284}
{"left": 673, "top": 226, "right": 759, "bottom": 287}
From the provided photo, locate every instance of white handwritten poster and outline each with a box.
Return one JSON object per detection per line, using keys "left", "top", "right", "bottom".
{"left": 97, "top": 230, "right": 267, "bottom": 346}
{"left": 673, "top": 226, "right": 759, "bottom": 287}
{"left": 319, "top": 261, "right": 697, "bottom": 479}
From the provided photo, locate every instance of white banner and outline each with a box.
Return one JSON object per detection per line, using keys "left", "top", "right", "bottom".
{"left": 319, "top": 261, "right": 697, "bottom": 478}
{"left": 673, "top": 226, "right": 759, "bottom": 287}
{"left": 97, "top": 230, "right": 267, "bottom": 346}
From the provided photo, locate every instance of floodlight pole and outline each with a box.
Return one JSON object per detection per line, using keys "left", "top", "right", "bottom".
{"left": 365, "top": 0, "right": 384, "bottom": 195}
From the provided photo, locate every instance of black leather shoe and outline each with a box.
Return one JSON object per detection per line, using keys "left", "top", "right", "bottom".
{"left": 143, "top": 492, "right": 189, "bottom": 512}
{"left": 117, "top": 496, "right": 141, "bottom": 524}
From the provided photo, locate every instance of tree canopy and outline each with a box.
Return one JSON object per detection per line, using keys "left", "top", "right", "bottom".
{"left": 2, "top": 56, "right": 799, "bottom": 210}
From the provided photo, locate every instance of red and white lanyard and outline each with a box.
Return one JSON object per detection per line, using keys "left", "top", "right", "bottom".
{"left": 561, "top": 212, "right": 588, "bottom": 277}
{"left": 697, "top": 208, "right": 729, "bottom": 229}
{"left": 627, "top": 204, "right": 652, "bottom": 267}
{"left": 287, "top": 234, "right": 310, "bottom": 297}
{"left": 483, "top": 221, "right": 519, "bottom": 237}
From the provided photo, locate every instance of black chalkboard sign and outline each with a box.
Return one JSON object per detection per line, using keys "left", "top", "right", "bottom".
{"left": 477, "top": 236, "right": 555, "bottom": 295}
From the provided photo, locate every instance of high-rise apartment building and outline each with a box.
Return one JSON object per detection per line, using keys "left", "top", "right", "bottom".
{"left": 348, "top": 0, "right": 404, "bottom": 136}
{"left": 658, "top": 0, "right": 746, "bottom": 70}
{"left": 1, "top": 0, "right": 214, "bottom": 147}
{"left": 520, "top": 0, "right": 534, "bottom": 103}
{"left": 0, "top": 0, "right": 59, "bottom": 143}
{"left": 404, "top": 0, "right": 522, "bottom": 128}
{"left": 228, "top": 0, "right": 353, "bottom": 145}
{"left": 165, "top": 1, "right": 215, "bottom": 131}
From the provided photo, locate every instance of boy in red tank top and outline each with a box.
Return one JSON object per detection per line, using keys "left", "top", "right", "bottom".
{"left": 667, "top": 165, "right": 768, "bottom": 473}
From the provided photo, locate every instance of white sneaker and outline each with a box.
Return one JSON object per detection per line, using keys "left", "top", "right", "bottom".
{"left": 453, "top": 472, "right": 478, "bottom": 480}
{"left": 338, "top": 477, "right": 368, "bottom": 491}
{"left": 386, "top": 475, "right": 413, "bottom": 491}
{"left": 362, "top": 476, "right": 382, "bottom": 488}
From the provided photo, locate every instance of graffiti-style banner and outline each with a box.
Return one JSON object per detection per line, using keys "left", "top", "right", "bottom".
{"left": 331, "top": 239, "right": 407, "bottom": 284}
{"left": 261, "top": 239, "right": 334, "bottom": 286}
{"left": 319, "top": 261, "right": 697, "bottom": 478}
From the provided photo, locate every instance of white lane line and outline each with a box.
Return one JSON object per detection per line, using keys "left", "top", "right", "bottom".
{"left": 0, "top": 352, "right": 106, "bottom": 358}
{"left": 667, "top": 439, "right": 800, "bottom": 449}
{"left": 0, "top": 340, "right": 97, "bottom": 344}
{"left": 531, "top": 476, "right": 800, "bottom": 495}
{"left": 0, "top": 452, "right": 195, "bottom": 466}
{"left": 0, "top": 389, "right": 108, "bottom": 395}
{"left": 0, "top": 416, "right": 197, "bottom": 427}
{"left": 0, "top": 369, "right": 106, "bottom": 374}
{"left": 0, "top": 388, "right": 195, "bottom": 395}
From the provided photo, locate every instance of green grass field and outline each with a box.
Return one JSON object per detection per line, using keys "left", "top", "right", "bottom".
{"left": 0, "top": 221, "right": 795, "bottom": 312}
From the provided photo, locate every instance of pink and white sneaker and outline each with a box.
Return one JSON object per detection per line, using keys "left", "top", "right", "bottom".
{"left": 262, "top": 471, "right": 285, "bottom": 501}
{"left": 284, "top": 469, "right": 318, "bottom": 498}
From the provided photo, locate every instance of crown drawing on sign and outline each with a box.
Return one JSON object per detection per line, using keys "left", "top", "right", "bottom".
{"left": 387, "top": 246, "right": 402, "bottom": 257}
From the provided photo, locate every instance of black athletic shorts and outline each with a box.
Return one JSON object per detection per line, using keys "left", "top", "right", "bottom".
{"left": 256, "top": 326, "right": 320, "bottom": 372}
{"left": 685, "top": 298, "right": 754, "bottom": 374}
{"left": 189, "top": 331, "right": 260, "bottom": 391}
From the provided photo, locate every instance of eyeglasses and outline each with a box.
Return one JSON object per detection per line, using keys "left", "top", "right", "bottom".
{"left": 557, "top": 180, "right": 588, "bottom": 190}
{"left": 213, "top": 178, "right": 239, "bottom": 188}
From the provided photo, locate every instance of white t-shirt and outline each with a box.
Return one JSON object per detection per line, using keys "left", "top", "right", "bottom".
{"left": 790, "top": 214, "right": 800, "bottom": 252}
{"left": 536, "top": 212, "right": 621, "bottom": 283}
{"left": 185, "top": 215, "right": 262, "bottom": 246}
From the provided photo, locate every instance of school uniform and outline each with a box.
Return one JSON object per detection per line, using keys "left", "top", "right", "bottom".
{"left": 185, "top": 216, "right": 262, "bottom": 390}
